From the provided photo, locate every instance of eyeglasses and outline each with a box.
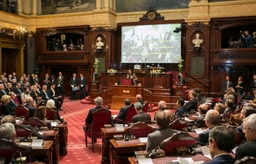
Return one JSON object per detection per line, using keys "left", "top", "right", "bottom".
{"left": 242, "top": 127, "right": 251, "bottom": 131}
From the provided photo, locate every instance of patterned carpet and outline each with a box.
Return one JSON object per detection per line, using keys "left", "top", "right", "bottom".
{"left": 58, "top": 98, "right": 120, "bottom": 164}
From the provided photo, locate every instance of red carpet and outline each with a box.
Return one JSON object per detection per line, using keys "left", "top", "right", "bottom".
{"left": 57, "top": 98, "right": 159, "bottom": 164}
{"left": 58, "top": 98, "right": 119, "bottom": 164}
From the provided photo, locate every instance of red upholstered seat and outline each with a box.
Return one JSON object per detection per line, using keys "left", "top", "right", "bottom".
{"left": 15, "top": 106, "right": 30, "bottom": 120}
{"left": 84, "top": 108, "right": 111, "bottom": 152}
{"left": 25, "top": 117, "right": 45, "bottom": 127}
{"left": 169, "top": 118, "right": 188, "bottom": 131}
{"left": 124, "top": 104, "right": 136, "bottom": 124}
{"left": 160, "top": 132, "right": 196, "bottom": 155}
{"left": 123, "top": 122, "right": 154, "bottom": 138}
{"left": 15, "top": 125, "right": 32, "bottom": 138}
{"left": 0, "top": 139, "right": 31, "bottom": 164}
{"left": 46, "top": 107, "right": 57, "bottom": 120}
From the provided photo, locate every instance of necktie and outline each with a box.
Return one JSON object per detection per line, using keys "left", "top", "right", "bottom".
{"left": 44, "top": 90, "right": 49, "bottom": 99}
{"left": 12, "top": 99, "right": 17, "bottom": 107}
{"left": 2, "top": 90, "right": 6, "bottom": 95}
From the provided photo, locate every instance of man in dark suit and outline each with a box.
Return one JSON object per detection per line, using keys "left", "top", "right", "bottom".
{"left": 79, "top": 73, "right": 86, "bottom": 99}
{"left": 47, "top": 83, "right": 63, "bottom": 110}
{"left": 222, "top": 75, "right": 233, "bottom": 94}
{"left": 114, "top": 98, "right": 131, "bottom": 122}
{"left": 8, "top": 92, "right": 18, "bottom": 111}
{"left": 135, "top": 94, "right": 144, "bottom": 105}
{"left": 236, "top": 113, "right": 256, "bottom": 160}
{"left": 0, "top": 83, "right": 7, "bottom": 99}
{"left": 85, "top": 96, "right": 104, "bottom": 125}
{"left": 184, "top": 90, "right": 197, "bottom": 112}
{"left": 198, "top": 110, "right": 220, "bottom": 145}
{"left": 13, "top": 82, "right": 23, "bottom": 95}
{"left": 132, "top": 102, "right": 151, "bottom": 123}
{"left": 204, "top": 126, "right": 235, "bottom": 164}
{"left": 24, "top": 97, "right": 36, "bottom": 117}
{"left": 146, "top": 110, "right": 175, "bottom": 152}
{"left": 56, "top": 71, "right": 65, "bottom": 99}
{"left": 40, "top": 84, "right": 50, "bottom": 102}
{"left": 70, "top": 73, "right": 78, "bottom": 100}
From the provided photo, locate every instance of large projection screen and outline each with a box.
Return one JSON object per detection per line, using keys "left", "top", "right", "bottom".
{"left": 121, "top": 24, "right": 181, "bottom": 64}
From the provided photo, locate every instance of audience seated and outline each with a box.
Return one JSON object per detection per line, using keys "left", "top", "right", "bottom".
{"left": 153, "top": 100, "right": 167, "bottom": 120}
{"left": 1, "top": 115, "right": 43, "bottom": 139}
{"left": 146, "top": 111, "right": 175, "bottom": 152}
{"left": 25, "top": 97, "right": 36, "bottom": 117}
{"left": 213, "top": 102, "right": 226, "bottom": 115}
{"left": 174, "top": 98, "right": 185, "bottom": 118}
{"left": 132, "top": 102, "right": 151, "bottom": 123}
{"left": 204, "top": 126, "right": 236, "bottom": 164}
{"left": 114, "top": 98, "right": 131, "bottom": 122}
{"left": 222, "top": 98, "right": 236, "bottom": 119}
{"left": 45, "top": 99, "right": 64, "bottom": 123}
{"left": 0, "top": 122, "right": 16, "bottom": 141}
{"left": 1, "top": 95, "right": 15, "bottom": 115}
{"left": 85, "top": 96, "right": 109, "bottom": 125}
{"left": 194, "top": 104, "right": 209, "bottom": 128}
{"left": 198, "top": 110, "right": 220, "bottom": 145}
{"left": 8, "top": 92, "right": 18, "bottom": 111}
{"left": 136, "top": 94, "right": 144, "bottom": 105}
{"left": 236, "top": 114, "right": 256, "bottom": 160}
{"left": 184, "top": 90, "right": 197, "bottom": 112}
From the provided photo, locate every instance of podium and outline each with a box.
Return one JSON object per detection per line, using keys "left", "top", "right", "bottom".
{"left": 121, "top": 78, "right": 132, "bottom": 85}
{"left": 111, "top": 85, "right": 143, "bottom": 110}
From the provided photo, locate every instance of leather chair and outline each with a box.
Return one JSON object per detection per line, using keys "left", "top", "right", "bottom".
{"left": 0, "top": 139, "right": 31, "bottom": 164}
{"left": 124, "top": 104, "right": 136, "bottom": 124}
{"left": 15, "top": 106, "right": 30, "bottom": 120}
{"left": 15, "top": 125, "right": 32, "bottom": 138}
{"left": 143, "top": 100, "right": 149, "bottom": 113}
{"left": 46, "top": 107, "right": 57, "bottom": 120}
{"left": 123, "top": 122, "right": 154, "bottom": 138}
{"left": 84, "top": 108, "right": 111, "bottom": 152}
{"left": 25, "top": 117, "right": 45, "bottom": 127}
{"left": 169, "top": 118, "right": 188, "bottom": 131}
{"left": 234, "top": 156, "right": 256, "bottom": 164}
{"left": 160, "top": 132, "right": 196, "bottom": 155}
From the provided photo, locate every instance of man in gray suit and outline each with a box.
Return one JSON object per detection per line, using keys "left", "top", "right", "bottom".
{"left": 146, "top": 111, "right": 175, "bottom": 152}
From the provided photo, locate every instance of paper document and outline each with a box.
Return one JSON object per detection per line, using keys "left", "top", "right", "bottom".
{"left": 174, "top": 157, "right": 203, "bottom": 164}
{"left": 31, "top": 139, "right": 43, "bottom": 147}
{"left": 19, "top": 142, "right": 31, "bottom": 146}
{"left": 194, "top": 128, "right": 204, "bottom": 134}
{"left": 51, "top": 122, "right": 57, "bottom": 126}
{"left": 137, "top": 158, "right": 153, "bottom": 164}
{"left": 201, "top": 146, "right": 212, "bottom": 159}
{"left": 139, "top": 137, "right": 148, "bottom": 143}
{"left": 115, "top": 124, "right": 124, "bottom": 131}
{"left": 184, "top": 117, "right": 194, "bottom": 122}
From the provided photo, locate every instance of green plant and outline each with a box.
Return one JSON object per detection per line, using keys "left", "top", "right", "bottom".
{"left": 93, "top": 58, "right": 99, "bottom": 68}
{"left": 178, "top": 59, "right": 184, "bottom": 72}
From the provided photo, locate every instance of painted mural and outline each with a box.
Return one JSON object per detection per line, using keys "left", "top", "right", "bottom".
{"left": 116, "top": 0, "right": 190, "bottom": 13}
{"left": 41, "top": 0, "right": 96, "bottom": 15}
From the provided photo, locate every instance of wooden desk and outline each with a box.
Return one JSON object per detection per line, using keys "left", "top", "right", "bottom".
{"left": 32, "top": 140, "right": 53, "bottom": 164}
{"left": 101, "top": 127, "right": 128, "bottom": 164}
{"left": 28, "top": 162, "right": 44, "bottom": 164}
{"left": 101, "top": 124, "right": 158, "bottom": 164}
{"left": 111, "top": 85, "right": 143, "bottom": 110}
{"left": 52, "top": 123, "right": 68, "bottom": 155}
{"left": 41, "top": 130, "right": 59, "bottom": 164}
{"left": 128, "top": 154, "right": 211, "bottom": 164}
{"left": 110, "top": 139, "right": 147, "bottom": 164}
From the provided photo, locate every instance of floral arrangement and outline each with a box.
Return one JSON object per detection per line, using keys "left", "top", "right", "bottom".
{"left": 178, "top": 59, "right": 184, "bottom": 73}
{"left": 107, "top": 69, "right": 117, "bottom": 75}
{"left": 93, "top": 58, "right": 99, "bottom": 69}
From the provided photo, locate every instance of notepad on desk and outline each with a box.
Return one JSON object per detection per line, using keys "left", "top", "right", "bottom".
{"left": 19, "top": 142, "right": 32, "bottom": 146}
{"left": 51, "top": 122, "right": 58, "bottom": 126}
{"left": 31, "top": 139, "right": 43, "bottom": 147}
{"left": 115, "top": 124, "right": 124, "bottom": 131}
{"left": 194, "top": 128, "right": 204, "bottom": 134}
{"left": 172, "top": 157, "right": 203, "bottom": 164}
{"left": 139, "top": 137, "right": 147, "bottom": 143}
{"left": 137, "top": 158, "right": 153, "bottom": 164}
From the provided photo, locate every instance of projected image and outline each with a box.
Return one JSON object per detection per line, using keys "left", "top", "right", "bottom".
{"left": 121, "top": 24, "right": 181, "bottom": 63}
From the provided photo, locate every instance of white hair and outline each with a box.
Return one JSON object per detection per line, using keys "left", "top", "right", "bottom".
{"left": 244, "top": 113, "right": 256, "bottom": 130}
{"left": 0, "top": 123, "right": 16, "bottom": 141}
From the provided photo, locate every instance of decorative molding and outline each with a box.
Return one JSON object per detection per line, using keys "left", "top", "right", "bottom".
{"left": 139, "top": 7, "right": 164, "bottom": 21}
{"left": 40, "top": 54, "right": 85, "bottom": 61}
{"left": 218, "top": 51, "right": 256, "bottom": 61}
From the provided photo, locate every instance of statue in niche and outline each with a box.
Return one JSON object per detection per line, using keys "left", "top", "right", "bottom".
{"left": 192, "top": 33, "right": 203, "bottom": 52}
{"left": 95, "top": 36, "right": 104, "bottom": 53}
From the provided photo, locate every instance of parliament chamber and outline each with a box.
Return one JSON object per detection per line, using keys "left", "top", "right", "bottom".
{"left": 0, "top": 0, "right": 256, "bottom": 163}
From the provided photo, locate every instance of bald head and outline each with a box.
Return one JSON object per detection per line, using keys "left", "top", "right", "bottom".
{"left": 205, "top": 110, "right": 220, "bottom": 127}
{"left": 198, "top": 104, "right": 208, "bottom": 115}
{"left": 158, "top": 100, "right": 166, "bottom": 110}
{"left": 136, "top": 94, "right": 142, "bottom": 102}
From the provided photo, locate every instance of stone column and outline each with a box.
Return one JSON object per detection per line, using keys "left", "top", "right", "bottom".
{"left": 32, "top": 0, "right": 37, "bottom": 15}
{"left": 96, "top": 0, "right": 101, "bottom": 10}
{"left": 22, "top": 0, "right": 32, "bottom": 15}
{"left": 104, "top": 0, "right": 109, "bottom": 9}
{"left": 17, "top": 0, "right": 22, "bottom": 14}
{"left": 37, "top": 0, "right": 42, "bottom": 15}
{"left": 113, "top": 0, "right": 116, "bottom": 11}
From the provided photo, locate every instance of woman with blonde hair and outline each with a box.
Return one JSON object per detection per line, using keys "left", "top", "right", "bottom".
{"left": 34, "top": 106, "right": 47, "bottom": 121}
{"left": 1, "top": 95, "right": 15, "bottom": 115}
